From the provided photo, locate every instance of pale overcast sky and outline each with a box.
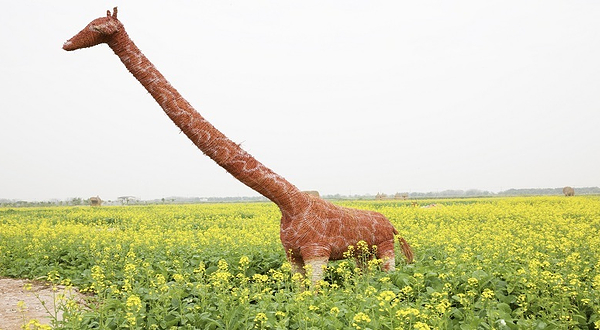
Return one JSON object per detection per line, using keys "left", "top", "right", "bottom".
{"left": 1, "top": 1, "right": 599, "bottom": 201}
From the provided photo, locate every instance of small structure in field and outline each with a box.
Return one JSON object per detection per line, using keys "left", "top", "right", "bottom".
{"left": 89, "top": 196, "right": 102, "bottom": 206}
{"left": 118, "top": 196, "right": 138, "bottom": 205}
{"left": 375, "top": 193, "right": 387, "bottom": 200}
{"left": 563, "top": 186, "right": 575, "bottom": 196}
{"left": 394, "top": 193, "right": 409, "bottom": 200}
{"left": 302, "top": 190, "right": 320, "bottom": 198}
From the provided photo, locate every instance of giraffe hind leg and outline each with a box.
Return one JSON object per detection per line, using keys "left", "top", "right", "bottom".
{"left": 376, "top": 239, "right": 396, "bottom": 272}
{"left": 287, "top": 251, "right": 305, "bottom": 276}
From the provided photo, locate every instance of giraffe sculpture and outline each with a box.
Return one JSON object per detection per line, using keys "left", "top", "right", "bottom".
{"left": 63, "top": 8, "right": 414, "bottom": 283}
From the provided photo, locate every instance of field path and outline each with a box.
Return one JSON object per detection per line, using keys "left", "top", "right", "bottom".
{"left": 0, "top": 278, "right": 80, "bottom": 330}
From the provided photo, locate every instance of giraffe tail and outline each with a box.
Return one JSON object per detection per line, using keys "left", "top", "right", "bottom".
{"left": 396, "top": 235, "right": 414, "bottom": 263}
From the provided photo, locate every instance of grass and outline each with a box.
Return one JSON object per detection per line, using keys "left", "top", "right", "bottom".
{"left": 1, "top": 196, "right": 599, "bottom": 329}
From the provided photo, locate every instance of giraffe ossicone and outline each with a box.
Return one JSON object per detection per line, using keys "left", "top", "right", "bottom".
{"left": 63, "top": 7, "right": 414, "bottom": 284}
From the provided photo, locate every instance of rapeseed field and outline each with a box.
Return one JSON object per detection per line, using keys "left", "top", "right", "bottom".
{"left": 1, "top": 196, "right": 599, "bottom": 329}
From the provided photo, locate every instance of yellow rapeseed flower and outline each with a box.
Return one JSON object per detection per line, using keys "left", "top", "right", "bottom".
{"left": 352, "top": 312, "right": 371, "bottom": 329}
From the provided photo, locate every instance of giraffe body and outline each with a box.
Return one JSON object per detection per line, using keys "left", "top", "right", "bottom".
{"left": 63, "top": 8, "right": 413, "bottom": 283}
{"left": 281, "top": 196, "right": 396, "bottom": 261}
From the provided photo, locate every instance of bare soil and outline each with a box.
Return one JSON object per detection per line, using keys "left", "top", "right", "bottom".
{"left": 0, "top": 277, "right": 83, "bottom": 330}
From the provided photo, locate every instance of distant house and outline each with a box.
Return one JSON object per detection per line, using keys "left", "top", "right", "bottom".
{"left": 89, "top": 196, "right": 102, "bottom": 206}
{"left": 118, "top": 196, "right": 138, "bottom": 205}
{"left": 375, "top": 193, "right": 387, "bottom": 200}
{"left": 394, "top": 193, "right": 409, "bottom": 200}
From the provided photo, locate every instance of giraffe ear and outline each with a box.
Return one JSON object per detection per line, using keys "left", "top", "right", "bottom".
{"left": 106, "top": 7, "right": 118, "bottom": 19}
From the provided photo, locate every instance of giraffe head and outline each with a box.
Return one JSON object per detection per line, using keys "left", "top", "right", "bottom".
{"left": 63, "top": 7, "right": 122, "bottom": 51}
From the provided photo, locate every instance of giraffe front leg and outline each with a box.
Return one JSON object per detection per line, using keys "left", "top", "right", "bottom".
{"left": 304, "top": 257, "right": 329, "bottom": 285}
{"left": 299, "top": 245, "right": 331, "bottom": 286}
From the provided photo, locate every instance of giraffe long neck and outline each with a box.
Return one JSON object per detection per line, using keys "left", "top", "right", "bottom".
{"left": 107, "top": 30, "right": 307, "bottom": 214}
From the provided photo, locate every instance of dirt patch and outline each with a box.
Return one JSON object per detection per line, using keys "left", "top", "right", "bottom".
{"left": 0, "top": 278, "right": 83, "bottom": 330}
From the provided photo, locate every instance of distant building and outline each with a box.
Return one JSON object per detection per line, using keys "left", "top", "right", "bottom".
{"left": 89, "top": 196, "right": 102, "bottom": 206}
{"left": 118, "top": 196, "right": 138, "bottom": 205}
